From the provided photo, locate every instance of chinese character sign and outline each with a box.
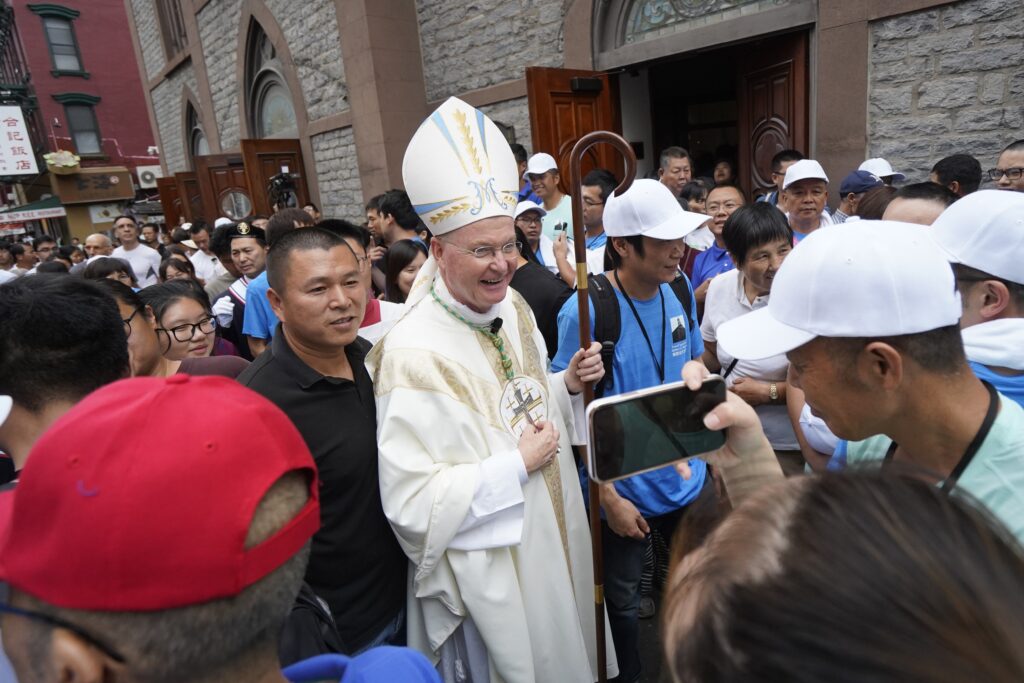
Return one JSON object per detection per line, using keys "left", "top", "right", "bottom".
{"left": 0, "top": 107, "right": 38, "bottom": 175}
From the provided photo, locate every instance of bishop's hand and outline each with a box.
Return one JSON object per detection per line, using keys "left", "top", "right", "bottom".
{"left": 518, "top": 420, "right": 560, "bottom": 473}
{"left": 564, "top": 341, "right": 604, "bottom": 394}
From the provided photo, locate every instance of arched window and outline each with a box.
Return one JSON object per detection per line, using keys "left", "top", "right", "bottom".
{"left": 245, "top": 22, "right": 297, "bottom": 139}
{"left": 186, "top": 103, "right": 209, "bottom": 167}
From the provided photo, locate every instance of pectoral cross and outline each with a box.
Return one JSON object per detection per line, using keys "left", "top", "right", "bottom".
{"left": 506, "top": 382, "right": 540, "bottom": 431}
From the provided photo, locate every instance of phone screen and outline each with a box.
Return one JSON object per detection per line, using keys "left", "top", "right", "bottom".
{"left": 587, "top": 378, "right": 727, "bottom": 483}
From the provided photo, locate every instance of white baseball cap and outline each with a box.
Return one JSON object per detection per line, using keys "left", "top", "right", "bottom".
{"left": 782, "top": 160, "right": 829, "bottom": 190}
{"left": 514, "top": 200, "right": 547, "bottom": 219}
{"left": 930, "top": 189, "right": 1024, "bottom": 285}
{"left": 859, "top": 157, "right": 906, "bottom": 182}
{"left": 523, "top": 152, "right": 559, "bottom": 180}
{"left": 0, "top": 395, "right": 11, "bottom": 428}
{"left": 604, "top": 178, "right": 709, "bottom": 240}
{"left": 214, "top": 217, "right": 233, "bottom": 228}
{"left": 717, "top": 221, "right": 961, "bottom": 360}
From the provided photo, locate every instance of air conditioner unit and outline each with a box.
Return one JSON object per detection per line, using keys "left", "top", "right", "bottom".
{"left": 136, "top": 165, "right": 163, "bottom": 189}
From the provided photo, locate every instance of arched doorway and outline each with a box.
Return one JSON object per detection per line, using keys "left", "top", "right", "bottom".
{"left": 528, "top": 0, "right": 813, "bottom": 197}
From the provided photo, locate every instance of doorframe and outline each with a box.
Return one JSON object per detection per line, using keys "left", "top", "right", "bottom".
{"left": 592, "top": 0, "right": 817, "bottom": 72}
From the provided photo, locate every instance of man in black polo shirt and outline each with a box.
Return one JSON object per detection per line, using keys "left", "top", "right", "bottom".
{"left": 238, "top": 228, "right": 406, "bottom": 653}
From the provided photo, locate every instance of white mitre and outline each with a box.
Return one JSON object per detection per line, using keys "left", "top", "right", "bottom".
{"left": 402, "top": 97, "right": 519, "bottom": 236}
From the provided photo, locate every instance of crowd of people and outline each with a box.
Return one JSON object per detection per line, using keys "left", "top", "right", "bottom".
{"left": 1, "top": 92, "right": 1024, "bottom": 683}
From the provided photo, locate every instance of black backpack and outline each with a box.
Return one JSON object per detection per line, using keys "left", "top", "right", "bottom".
{"left": 587, "top": 272, "right": 694, "bottom": 397}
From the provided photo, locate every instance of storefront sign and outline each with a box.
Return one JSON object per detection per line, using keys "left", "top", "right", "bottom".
{"left": 0, "top": 106, "right": 39, "bottom": 175}
{"left": 51, "top": 167, "right": 134, "bottom": 204}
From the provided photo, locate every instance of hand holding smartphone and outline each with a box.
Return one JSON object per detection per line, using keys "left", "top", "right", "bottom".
{"left": 586, "top": 376, "right": 727, "bottom": 483}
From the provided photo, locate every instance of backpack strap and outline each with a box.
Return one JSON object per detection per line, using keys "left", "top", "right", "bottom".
{"left": 668, "top": 271, "right": 694, "bottom": 323}
{"left": 587, "top": 273, "right": 620, "bottom": 398}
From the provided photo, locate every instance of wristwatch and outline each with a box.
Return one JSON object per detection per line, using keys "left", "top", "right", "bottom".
{"left": 769, "top": 382, "right": 779, "bottom": 402}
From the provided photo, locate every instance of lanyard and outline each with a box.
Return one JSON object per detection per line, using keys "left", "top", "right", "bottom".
{"left": 884, "top": 381, "right": 999, "bottom": 494}
{"left": 614, "top": 270, "right": 666, "bottom": 384}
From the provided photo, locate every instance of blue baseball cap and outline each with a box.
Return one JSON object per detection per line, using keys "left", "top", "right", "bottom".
{"left": 840, "top": 170, "right": 883, "bottom": 196}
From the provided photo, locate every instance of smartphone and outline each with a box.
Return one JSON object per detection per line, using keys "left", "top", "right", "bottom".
{"left": 586, "top": 377, "right": 727, "bottom": 483}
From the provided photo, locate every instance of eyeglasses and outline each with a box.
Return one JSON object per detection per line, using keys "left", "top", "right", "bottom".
{"left": 122, "top": 308, "right": 142, "bottom": 338}
{"left": 583, "top": 199, "right": 605, "bottom": 207}
{"left": 0, "top": 584, "right": 126, "bottom": 663}
{"left": 445, "top": 241, "right": 522, "bottom": 260}
{"left": 515, "top": 216, "right": 542, "bottom": 226}
{"left": 988, "top": 167, "right": 1024, "bottom": 181}
{"left": 158, "top": 316, "right": 216, "bottom": 342}
{"left": 706, "top": 202, "right": 741, "bottom": 213}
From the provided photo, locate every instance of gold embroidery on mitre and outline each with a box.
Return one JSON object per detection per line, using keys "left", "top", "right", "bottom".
{"left": 429, "top": 203, "right": 472, "bottom": 225}
{"left": 453, "top": 109, "right": 484, "bottom": 176}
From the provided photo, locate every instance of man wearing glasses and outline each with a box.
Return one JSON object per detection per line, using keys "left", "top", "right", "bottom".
{"left": 990, "top": 139, "right": 1024, "bottom": 192}
{"left": 368, "top": 97, "right": 614, "bottom": 682}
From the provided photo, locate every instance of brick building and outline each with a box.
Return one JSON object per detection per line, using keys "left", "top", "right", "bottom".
{"left": 13, "top": 0, "right": 159, "bottom": 238}
{"left": 126, "top": 0, "right": 1024, "bottom": 223}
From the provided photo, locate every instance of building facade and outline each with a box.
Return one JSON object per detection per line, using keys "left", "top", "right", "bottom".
{"left": 127, "top": 0, "right": 1024, "bottom": 223}
{"left": 12, "top": 0, "right": 159, "bottom": 237}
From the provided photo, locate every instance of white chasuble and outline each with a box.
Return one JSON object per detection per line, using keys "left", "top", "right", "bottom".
{"left": 367, "top": 276, "right": 617, "bottom": 683}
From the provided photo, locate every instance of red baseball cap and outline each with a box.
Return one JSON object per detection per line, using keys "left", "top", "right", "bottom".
{"left": 0, "top": 374, "right": 320, "bottom": 611}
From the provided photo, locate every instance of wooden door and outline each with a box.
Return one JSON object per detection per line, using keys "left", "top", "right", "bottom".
{"left": 737, "top": 32, "right": 808, "bottom": 199}
{"left": 526, "top": 67, "right": 624, "bottom": 190}
{"left": 156, "top": 176, "right": 182, "bottom": 227}
{"left": 194, "top": 153, "right": 253, "bottom": 222}
{"left": 241, "top": 138, "right": 310, "bottom": 216}
{"left": 174, "top": 172, "right": 204, "bottom": 222}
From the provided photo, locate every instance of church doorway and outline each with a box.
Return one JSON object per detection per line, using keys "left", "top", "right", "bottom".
{"left": 620, "top": 30, "right": 809, "bottom": 198}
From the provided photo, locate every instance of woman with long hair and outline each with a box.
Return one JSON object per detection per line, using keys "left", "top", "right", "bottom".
{"left": 139, "top": 280, "right": 239, "bottom": 359}
{"left": 383, "top": 239, "right": 428, "bottom": 303}
{"left": 94, "top": 279, "right": 248, "bottom": 377}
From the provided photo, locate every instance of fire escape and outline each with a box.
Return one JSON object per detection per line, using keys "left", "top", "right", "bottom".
{"left": 0, "top": 1, "right": 43, "bottom": 188}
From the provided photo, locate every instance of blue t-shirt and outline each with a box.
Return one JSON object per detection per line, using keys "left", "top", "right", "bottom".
{"left": 970, "top": 361, "right": 1024, "bottom": 408}
{"left": 691, "top": 244, "right": 733, "bottom": 287}
{"left": 552, "top": 279, "right": 706, "bottom": 517}
{"left": 283, "top": 649, "right": 440, "bottom": 682}
{"left": 518, "top": 183, "right": 542, "bottom": 205}
{"left": 242, "top": 271, "right": 278, "bottom": 341}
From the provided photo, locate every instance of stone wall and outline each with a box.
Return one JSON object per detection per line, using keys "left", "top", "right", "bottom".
{"left": 264, "top": 0, "right": 347, "bottom": 122}
{"left": 197, "top": 0, "right": 244, "bottom": 149}
{"left": 151, "top": 64, "right": 199, "bottom": 175}
{"left": 480, "top": 97, "right": 533, "bottom": 151}
{"left": 415, "top": 0, "right": 565, "bottom": 102}
{"left": 130, "top": 0, "right": 165, "bottom": 81}
{"left": 196, "top": 0, "right": 347, "bottom": 149}
{"left": 311, "top": 127, "right": 362, "bottom": 221}
{"left": 868, "top": 0, "right": 1024, "bottom": 184}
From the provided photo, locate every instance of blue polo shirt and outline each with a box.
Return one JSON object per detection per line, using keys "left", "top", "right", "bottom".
{"left": 691, "top": 244, "right": 733, "bottom": 287}
{"left": 552, "top": 279, "right": 706, "bottom": 517}
{"left": 242, "top": 271, "right": 278, "bottom": 341}
{"left": 284, "top": 649, "right": 439, "bottom": 682}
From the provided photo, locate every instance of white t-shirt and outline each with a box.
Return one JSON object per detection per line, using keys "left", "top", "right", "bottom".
{"left": 189, "top": 250, "right": 228, "bottom": 283}
{"left": 112, "top": 244, "right": 161, "bottom": 287}
{"left": 540, "top": 194, "right": 574, "bottom": 240}
{"left": 701, "top": 268, "right": 798, "bottom": 450}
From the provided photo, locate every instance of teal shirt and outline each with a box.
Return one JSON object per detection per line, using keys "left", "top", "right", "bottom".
{"left": 846, "top": 395, "right": 1024, "bottom": 544}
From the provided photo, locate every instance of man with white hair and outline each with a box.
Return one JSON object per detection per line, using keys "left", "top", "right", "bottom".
{"left": 367, "top": 97, "right": 615, "bottom": 682}
{"left": 781, "top": 159, "right": 833, "bottom": 241}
